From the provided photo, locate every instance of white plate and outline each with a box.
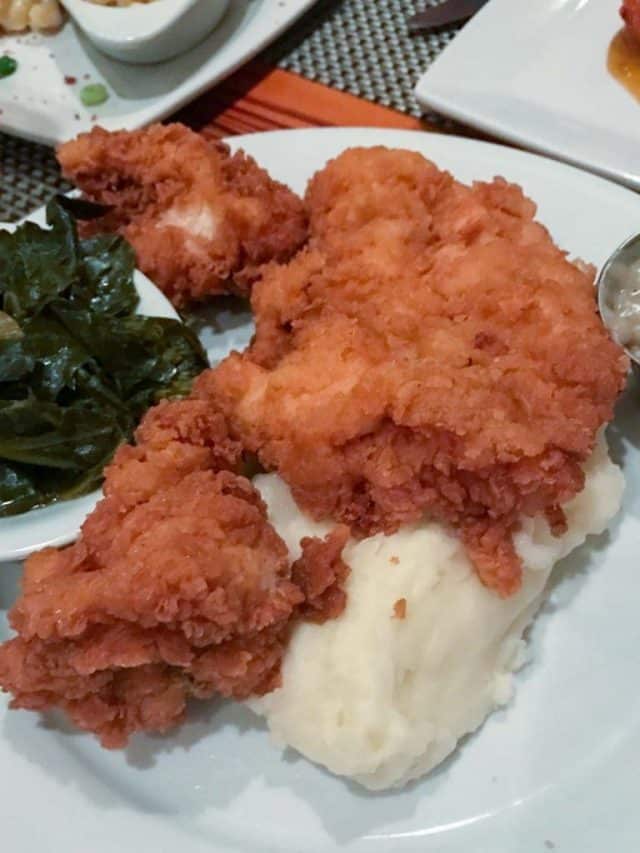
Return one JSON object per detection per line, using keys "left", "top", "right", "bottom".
{"left": 0, "top": 0, "right": 317, "bottom": 146}
{"left": 0, "top": 212, "right": 180, "bottom": 561}
{"left": 2, "top": 128, "right": 640, "bottom": 852}
{"left": 414, "top": 0, "right": 640, "bottom": 191}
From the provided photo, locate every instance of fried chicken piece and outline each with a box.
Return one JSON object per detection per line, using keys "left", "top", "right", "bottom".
{"left": 209, "top": 147, "right": 628, "bottom": 597}
{"left": 621, "top": 0, "right": 640, "bottom": 41}
{"left": 56, "top": 124, "right": 308, "bottom": 307}
{"left": 0, "top": 382, "right": 348, "bottom": 747}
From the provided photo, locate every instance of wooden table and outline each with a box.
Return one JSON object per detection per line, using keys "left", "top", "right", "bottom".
{"left": 175, "top": 61, "right": 437, "bottom": 137}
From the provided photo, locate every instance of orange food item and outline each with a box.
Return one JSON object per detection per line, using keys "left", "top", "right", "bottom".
{"left": 210, "top": 147, "right": 627, "bottom": 597}
{"left": 621, "top": 0, "right": 640, "bottom": 41}
{"left": 0, "top": 379, "right": 348, "bottom": 747}
{"left": 393, "top": 598, "right": 407, "bottom": 619}
{"left": 57, "top": 124, "right": 308, "bottom": 307}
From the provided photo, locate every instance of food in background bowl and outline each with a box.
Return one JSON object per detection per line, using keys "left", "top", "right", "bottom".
{"left": 0, "top": 0, "right": 63, "bottom": 32}
{"left": 59, "top": 0, "right": 230, "bottom": 64}
{"left": 86, "top": 0, "right": 155, "bottom": 5}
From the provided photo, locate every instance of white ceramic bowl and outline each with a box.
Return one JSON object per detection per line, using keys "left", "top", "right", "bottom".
{"left": 60, "top": 0, "right": 230, "bottom": 64}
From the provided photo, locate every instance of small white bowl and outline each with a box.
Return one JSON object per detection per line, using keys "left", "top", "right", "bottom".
{"left": 60, "top": 0, "right": 230, "bottom": 64}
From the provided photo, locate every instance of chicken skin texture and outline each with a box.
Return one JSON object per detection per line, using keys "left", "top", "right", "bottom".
{"left": 210, "top": 147, "right": 628, "bottom": 597}
{"left": 57, "top": 124, "right": 308, "bottom": 307}
{"left": 621, "top": 0, "right": 640, "bottom": 40}
{"left": 0, "top": 380, "right": 348, "bottom": 748}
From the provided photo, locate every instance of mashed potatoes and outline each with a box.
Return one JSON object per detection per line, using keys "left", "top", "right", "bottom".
{"left": 250, "top": 436, "right": 623, "bottom": 790}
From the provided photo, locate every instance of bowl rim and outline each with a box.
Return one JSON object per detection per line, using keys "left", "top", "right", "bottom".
{"left": 596, "top": 231, "right": 640, "bottom": 366}
{"left": 59, "top": 0, "right": 207, "bottom": 46}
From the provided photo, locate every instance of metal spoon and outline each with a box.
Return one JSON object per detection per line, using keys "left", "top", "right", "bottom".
{"left": 408, "top": 0, "right": 490, "bottom": 32}
{"left": 596, "top": 232, "right": 640, "bottom": 372}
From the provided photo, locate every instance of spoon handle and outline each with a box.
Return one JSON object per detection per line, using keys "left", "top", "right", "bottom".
{"left": 408, "top": 0, "right": 490, "bottom": 31}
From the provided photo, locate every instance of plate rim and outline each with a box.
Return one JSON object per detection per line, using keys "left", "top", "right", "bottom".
{"left": 229, "top": 124, "right": 640, "bottom": 208}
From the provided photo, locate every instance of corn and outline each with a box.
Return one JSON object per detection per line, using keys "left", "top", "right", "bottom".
{"left": 0, "top": 0, "right": 153, "bottom": 33}
{"left": 1, "top": 0, "right": 63, "bottom": 31}
{"left": 2, "top": 0, "right": 32, "bottom": 31}
{"left": 29, "top": 0, "right": 64, "bottom": 29}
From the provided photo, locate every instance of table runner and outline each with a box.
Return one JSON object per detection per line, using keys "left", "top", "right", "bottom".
{"left": 0, "top": 0, "right": 461, "bottom": 222}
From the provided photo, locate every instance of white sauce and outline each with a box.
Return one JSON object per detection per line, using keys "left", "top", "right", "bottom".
{"left": 600, "top": 256, "right": 640, "bottom": 358}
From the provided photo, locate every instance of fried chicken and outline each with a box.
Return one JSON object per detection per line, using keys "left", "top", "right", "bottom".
{"left": 209, "top": 147, "right": 628, "bottom": 597}
{"left": 621, "top": 0, "right": 640, "bottom": 41}
{"left": 56, "top": 124, "right": 308, "bottom": 307}
{"left": 0, "top": 377, "right": 348, "bottom": 747}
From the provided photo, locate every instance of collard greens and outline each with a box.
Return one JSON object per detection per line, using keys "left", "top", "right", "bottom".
{"left": 0, "top": 198, "right": 208, "bottom": 517}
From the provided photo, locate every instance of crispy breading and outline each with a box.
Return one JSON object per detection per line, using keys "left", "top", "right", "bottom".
{"left": 57, "top": 124, "right": 308, "bottom": 306}
{"left": 209, "top": 147, "right": 628, "bottom": 596}
{"left": 0, "top": 386, "right": 348, "bottom": 747}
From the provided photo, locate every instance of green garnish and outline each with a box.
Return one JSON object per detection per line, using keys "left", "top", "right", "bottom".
{"left": 0, "top": 56, "right": 17, "bottom": 79}
{"left": 79, "top": 83, "right": 109, "bottom": 107}
{"left": 0, "top": 198, "right": 208, "bottom": 517}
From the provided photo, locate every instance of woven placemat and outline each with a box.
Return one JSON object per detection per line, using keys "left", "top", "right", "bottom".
{"left": 266, "top": 0, "right": 458, "bottom": 117}
{"left": 0, "top": 0, "right": 459, "bottom": 222}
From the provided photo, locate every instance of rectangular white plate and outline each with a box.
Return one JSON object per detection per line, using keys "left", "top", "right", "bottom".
{"left": 0, "top": 0, "right": 317, "bottom": 146}
{"left": 414, "top": 0, "right": 640, "bottom": 191}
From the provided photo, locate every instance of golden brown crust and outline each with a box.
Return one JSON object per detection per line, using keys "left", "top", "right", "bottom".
{"left": 209, "top": 146, "right": 628, "bottom": 596}
{"left": 291, "top": 526, "right": 351, "bottom": 623}
{"left": 57, "top": 124, "right": 308, "bottom": 306}
{"left": 0, "top": 389, "right": 348, "bottom": 747}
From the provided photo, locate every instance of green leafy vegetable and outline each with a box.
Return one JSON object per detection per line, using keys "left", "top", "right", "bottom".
{"left": 0, "top": 56, "right": 17, "bottom": 79}
{"left": 0, "top": 464, "right": 40, "bottom": 517}
{"left": 0, "top": 198, "right": 208, "bottom": 517}
{"left": 77, "top": 234, "right": 138, "bottom": 316}
{"left": 0, "top": 200, "right": 79, "bottom": 321}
